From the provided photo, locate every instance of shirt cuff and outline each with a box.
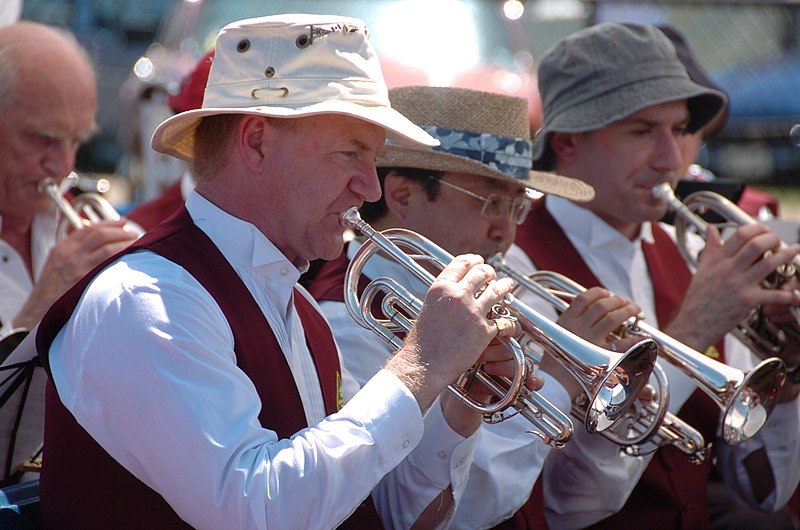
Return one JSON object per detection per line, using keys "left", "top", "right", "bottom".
{"left": 412, "top": 396, "right": 479, "bottom": 497}
{"left": 340, "top": 369, "right": 424, "bottom": 472}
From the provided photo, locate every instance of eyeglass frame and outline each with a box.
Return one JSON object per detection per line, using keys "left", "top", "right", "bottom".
{"left": 431, "top": 176, "right": 533, "bottom": 225}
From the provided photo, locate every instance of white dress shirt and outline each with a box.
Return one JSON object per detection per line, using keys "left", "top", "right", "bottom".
{"left": 318, "top": 239, "right": 572, "bottom": 529}
{"left": 505, "top": 196, "right": 800, "bottom": 529}
{"left": 0, "top": 208, "right": 58, "bottom": 337}
{"left": 47, "top": 192, "right": 477, "bottom": 530}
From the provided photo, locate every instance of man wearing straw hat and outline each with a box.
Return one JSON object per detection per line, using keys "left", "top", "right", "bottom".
{"left": 513, "top": 22, "right": 800, "bottom": 529}
{"left": 309, "top": 85, "right": 644, "bottom": 528}
{"left": 34, "top": 14, "right": 527, "bottom": 529}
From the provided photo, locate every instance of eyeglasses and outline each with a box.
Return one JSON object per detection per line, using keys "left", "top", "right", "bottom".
{"left": 434, "top": 177, "right": 533, "bottom": 225}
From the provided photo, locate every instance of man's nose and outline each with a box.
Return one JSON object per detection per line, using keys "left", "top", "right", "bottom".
{"left": 488, "top": 212, "right": 516, "bottom": 251}
{"left": 351, "top": 163, "right": 382, "bottom": 203}
{"left": 41, "top": 138, "right": 80, "bottom": 180}
{"left": 652, "top": 131, "right": 683, "bottom": 173}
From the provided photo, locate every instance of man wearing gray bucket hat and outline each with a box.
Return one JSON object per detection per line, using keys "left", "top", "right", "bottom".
{"left": 513, "top": 22, "right": 800, "bottom": 529}
{"left": 309, "top": 85, "right": 645, "bottom": 529}
{"left": 34, "top": 14, "right": 526, "bottom": 529}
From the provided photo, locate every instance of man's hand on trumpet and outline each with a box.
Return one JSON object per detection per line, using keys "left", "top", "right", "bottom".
{"left": 555, "top": 287, "right": 642, "bottom": 348}
{"left": 10, "top": 219, "right": 139, "bottom": 330}
{"left": 665, "top": 223, "right": 800, "bottom": 354}
{"left": 386, "top": 254, "right": 514, "bottom": 408}
{"left": 539, "top": 287, "right": 642, "bottom": 401}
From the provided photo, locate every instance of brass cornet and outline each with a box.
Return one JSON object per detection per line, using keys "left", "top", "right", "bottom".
{"left": 489, "top": 254, "right": 785, "bottom": 450}
{"left": 340, "top": 208, "right": 658, "bottom": 449}
{"left": 653, "top": 182, "right": 800, "bottom": 376}
{"left": 38, "top": 172, "right": 124, "bottom": 239}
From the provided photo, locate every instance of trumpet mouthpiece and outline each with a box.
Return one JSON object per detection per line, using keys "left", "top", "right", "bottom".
{"left": 651, "top": 182, "right": 676, "bottom": 203}
{"left": 339, "top": 207, "right": 362, "bottom": 229}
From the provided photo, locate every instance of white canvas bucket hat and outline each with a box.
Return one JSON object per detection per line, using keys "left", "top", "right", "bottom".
{"left": 151, "top": 14, "right": 439, "bottom": 160}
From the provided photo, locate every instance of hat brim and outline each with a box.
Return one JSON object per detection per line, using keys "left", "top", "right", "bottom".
{"left": 378, "top": 144, "right": 594, "bottom": 202}
{"left": 532, "top": 75, "right": 727, "bottom": 162}
{"left": 151, "top": 100, "right": 440, "bottom": 161}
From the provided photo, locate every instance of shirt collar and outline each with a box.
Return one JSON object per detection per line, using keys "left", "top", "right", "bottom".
{"left": 185, "top": 191, "right": 305, "bottom": 285}
{"left": 547, "top": 196, "right": 655, "bottom": 247}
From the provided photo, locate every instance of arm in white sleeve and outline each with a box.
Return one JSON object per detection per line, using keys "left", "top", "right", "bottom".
{"left": 374, "top": 396, "right": 479, "bottom": 529}
{"left": 715, "top": 399, "right": 800, "bottom": 510}
{"left": 715, "top": 336, "right": 800, "bottom": 510}
{"left": 49, "top": 259, "right": 426, "bottom": 530}
{"left": 319, "top": 299, "right": 481, "bottom": 529}
{"left": 450, "top": 375, "right": 570, "bottom": 530}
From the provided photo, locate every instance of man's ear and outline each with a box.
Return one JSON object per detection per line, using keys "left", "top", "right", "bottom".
{"left": 383, "top": 171, "right": 414, "bottom": 221}
{"left": 549, "top": 131, "right": 580, "bottom": 163}
{"left": 237, "top": 115, "right": 270, "bottom": 173}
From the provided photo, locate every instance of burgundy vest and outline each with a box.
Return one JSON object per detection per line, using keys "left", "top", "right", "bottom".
{"left": 515, "top": 198, "right": 724, "bottom": 530}
{"left": 36, "top": 207, "right": 381, "bottom": 529}
{"left": 309, "top": 247, "right": 550, "bottom": 530}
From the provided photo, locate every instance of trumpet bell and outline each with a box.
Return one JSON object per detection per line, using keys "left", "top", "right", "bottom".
{"left": 574, "top": 339, "right": 658, "bottom": 433}
{"left": 723, "top": 357, "right": 786, "bottom": 445}
{"left": 503, "top": 294, "right": 658, "bottom": 434}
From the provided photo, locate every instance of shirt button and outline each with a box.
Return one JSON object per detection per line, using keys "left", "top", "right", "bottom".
{"left": 454, "top": 460, "right": 464, "bottom": 468}
{"left": 437, "top": 450, "right": 447, "bottom": 460}
{"left": 280, "top": 266, "right": 289, "bottom": 276}
{"left": 402, "top": 440, "right": 410, "bottom": 449}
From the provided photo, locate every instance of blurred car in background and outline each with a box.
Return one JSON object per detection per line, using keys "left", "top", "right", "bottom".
{"left": 706, "top": 50, "right": 800, "bottom": 186}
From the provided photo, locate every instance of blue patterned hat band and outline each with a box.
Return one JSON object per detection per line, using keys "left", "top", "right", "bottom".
{"left": 419, "top": 125, "right": 533, "bottom": 180}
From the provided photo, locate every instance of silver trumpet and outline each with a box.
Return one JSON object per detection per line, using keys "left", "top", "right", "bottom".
{"left": 38, "top": 172, "right": 122, "bottom": 239}
{"left": 491, "top": 254, "right": 785, "bottom": 449}
{"left": 491, "top": 257, "right": 707, "bottom": 461}
{"left": 653, "top": 182, "right": 800, "bottom": 374}
{"left": 340, "top": 208, "right": 658, "bottom": 448}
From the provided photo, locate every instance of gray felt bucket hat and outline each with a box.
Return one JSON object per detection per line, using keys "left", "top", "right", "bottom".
{"left": 531, "top": 22, "right": 727, "bottom": 166}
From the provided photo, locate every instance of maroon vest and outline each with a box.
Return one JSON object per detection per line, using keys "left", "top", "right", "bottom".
{"left": 515, "top": 198, "right": 724, "bottom": 530}
{"left": 36, "top": 207, "right": 381, "bottom": 529}
{"left": 309, "top": 247, "right": 550, "bottom": 530}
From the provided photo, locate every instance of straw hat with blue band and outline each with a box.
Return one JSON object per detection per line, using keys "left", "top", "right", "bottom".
{"left": 151, "top": 14, "right": 439, "bottom": 161}
{"left": 377, "top": 86, "right": 594, "bottom": 202}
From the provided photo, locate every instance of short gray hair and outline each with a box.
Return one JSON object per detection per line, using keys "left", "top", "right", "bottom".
{"left": 0, "top": 22, "right": 94, "bottom": 113}
{"left": 0, "top": 45, "right": 17, "bottom": 112}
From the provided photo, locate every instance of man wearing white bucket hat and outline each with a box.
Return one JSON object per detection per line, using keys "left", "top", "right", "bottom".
{"left": 35, "top": 14, "right": 524, "bottom": 529}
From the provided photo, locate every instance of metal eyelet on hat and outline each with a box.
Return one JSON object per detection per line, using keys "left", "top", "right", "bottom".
{"left": 236, "top": 39, "right": 250, "bottom": 53}
{"left": 251, "top": 87, "right": 289, "bottom": 99}
{"left": 295, "top": 34, "right": 311, "bottom": 48}
{"left": 265, "top": 66, "right": 275, "bottom": 78}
